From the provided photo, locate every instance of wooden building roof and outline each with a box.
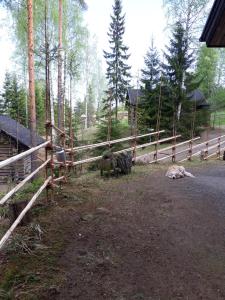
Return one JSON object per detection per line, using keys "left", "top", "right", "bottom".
{"left": 200, "top": 0, "right": 225, "bottom": 47}
{"left": 126, "top": 88, "right": 144, "bottom": 106}
{"left": 127, "top": 88, "right": 209, "bottom": 109}
{"left": 0, "top": 115, "right": 45, "bottom": 148}
{"left": 187, "top": 90, "right": 210, "bottom": 109}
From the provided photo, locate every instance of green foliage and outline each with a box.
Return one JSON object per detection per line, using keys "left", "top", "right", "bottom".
{"left": 13, "top": 177, "right": 44, "bottom": 203}
{"left": 95, "top": 119, "right": 129, "bottom": 153}
{"left": 163, "top": 0, "right": 209, "bottom": 46}
{"left": 73, "top": 100, "right": 85, "bottom": 133}
{"left": 0, "top": 206, "right": 8, "bottom": 219}
{"left": 209, "top": 87, "right": 225, "bottom": 111}
{"left": 161, "top": 22, "right": 205, "bottom": 137}
{"left": 139, "top": 40, "right": 161, "bottom": 132}
{"left": 195, "top": 45, "right": 219, "bottom": 99}
{"left": 0, "top": 72, "right": 27, "bottom": 126}
{"left": 35, "top": 81, "right": 45, "bottom": 134}
{"left": 86, "top": 84, "right": 96, "bottom": 128}
{"left": 103, "top": 0, "right": 131, "bottom": 119}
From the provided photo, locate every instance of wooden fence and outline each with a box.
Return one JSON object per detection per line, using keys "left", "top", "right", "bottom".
{"left": 1, "top": 128, "right": 225, "bottom": 250}
{"left": 0, "top": 129, "right": 166, "bottom": 250}
{"left": 0, "top": 142, "right": 50, "bottom": 250}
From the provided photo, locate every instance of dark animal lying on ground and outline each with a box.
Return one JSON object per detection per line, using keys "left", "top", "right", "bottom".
{"left": 116, "top": 151, "right": 132, "bottom": 175}
{"left": 99, "top": 151, "right": 133, "bottom": 177}
{"left": 99, "top": 151, "right": 118, "bottom": 177}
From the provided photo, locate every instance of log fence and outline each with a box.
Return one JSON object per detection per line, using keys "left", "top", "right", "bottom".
{"left": 0, "top": 129, "right": 166, "bottom": 249}
{"left": 179, "top": 136, "right": 225, "bottom": 163}
{"left": 1, "top": 127, "right": 225, "bottom": 251}
{"left": 0, "top": 141, "right": 51, "bottom": 250}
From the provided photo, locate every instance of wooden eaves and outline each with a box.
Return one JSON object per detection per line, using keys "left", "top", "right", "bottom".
{"left": 200, "top": 0, "right": 225, "bottom": 47}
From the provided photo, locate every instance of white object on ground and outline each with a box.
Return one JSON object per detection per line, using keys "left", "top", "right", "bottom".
{"left": 166, "top": 165, "right": 195, "bottom": 179}
{"left": 135, "top": 154, "right": 151, "bottom": 165}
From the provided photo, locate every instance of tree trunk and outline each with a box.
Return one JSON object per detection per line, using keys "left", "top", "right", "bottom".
{"left": 45, "top": 0, "right": 50, "bottom": 124}
{"left": 27, "top": 0, "right": 37, "bottom": 172}
{"left": 58, "top": 0, "right": 63, "bottom": 131}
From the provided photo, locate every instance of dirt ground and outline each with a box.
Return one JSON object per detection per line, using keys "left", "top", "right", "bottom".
{"left": 55, "top": 162, "right": 225, "bottom": 300}
{"left": 1, "top": 162, "right": 225, "bottom": 299}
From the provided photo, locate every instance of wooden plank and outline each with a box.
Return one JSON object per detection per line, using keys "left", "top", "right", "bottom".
{"left": 0, "top": 176, "right": 52, "bottom": 250}
{"left": 0, "top": 159, "right": 50, "bottom": 206}
{"left": 0, "top": 141, "right": 49, "bottom": 170}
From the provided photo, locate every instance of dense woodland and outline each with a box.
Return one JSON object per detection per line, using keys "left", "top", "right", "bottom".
{"left": 0, "top": 0, "right": 224, "bottom": 143}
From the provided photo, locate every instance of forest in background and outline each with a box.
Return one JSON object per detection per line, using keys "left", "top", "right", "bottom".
{"left": 0, "top": 0, "right": 224, "bottom": 143}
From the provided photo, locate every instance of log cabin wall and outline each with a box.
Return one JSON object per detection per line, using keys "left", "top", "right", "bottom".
{"left": 0, "top": 132, "right": 29, "bottom": 184}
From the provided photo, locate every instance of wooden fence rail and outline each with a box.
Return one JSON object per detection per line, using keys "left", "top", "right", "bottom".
{"left": 68, "top": 135, "right": 181, "bottom": 167}
{"left": 145, "top": 137, "right": 200, "bottom": 164}
{"left": 66, "top": 130, "right": 165, "bottom": 152}
{"left": 0, "top": 177, "right": 52, "bottom": 250}
{"left": 0, "top": 141, "right": 49, "bottom": 170}
{"left": 179, "top": 136, "right": 225, "bottom": 163}
{"left": 0, "top": 159, "right": 51, "bottom": 206}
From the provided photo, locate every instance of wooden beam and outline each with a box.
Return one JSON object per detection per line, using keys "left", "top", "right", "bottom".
{"left": 0, "top": 159, "right": 51, "bottom": 206}
{"left": 0, "top": 176, "right": 52, "bottom": 250}
{"left": 0, "top": 141, "right": 49, "bottom": 170}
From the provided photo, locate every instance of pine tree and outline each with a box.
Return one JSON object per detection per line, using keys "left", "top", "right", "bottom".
{"left": 103, "top": 0, "right": 131, "bottom": 120}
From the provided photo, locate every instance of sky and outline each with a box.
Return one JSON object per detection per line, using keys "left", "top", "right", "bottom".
{"left": 0, "top": 9, "right": 15, "bottom": 85}
{"left": 0, "top": 0, "right": 168, "bottom": 87}
{"left": 84, "top": 0, "right": 168, "bottom": 80}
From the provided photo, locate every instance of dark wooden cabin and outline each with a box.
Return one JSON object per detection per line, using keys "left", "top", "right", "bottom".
{"left": 200, "top": 0, "right": 225, "bottom": 47}
{"left": 0, "top": 115, "right": 45, "bottom": 184}
{"left": 126, "top": 88, "right": 209, "bottom": 131}
{"left": 187, "top": 90, "right": 209, "bottom": 109}
{"left": 126, "top": 88, "right": 144, "bottom": 131}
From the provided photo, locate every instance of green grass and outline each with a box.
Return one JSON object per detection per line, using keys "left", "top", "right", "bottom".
{"left": 136, "top": 143, "right": 172, "bottom": 156}
{"left": 211, "top": 111, "right": 225, "bottom": 127}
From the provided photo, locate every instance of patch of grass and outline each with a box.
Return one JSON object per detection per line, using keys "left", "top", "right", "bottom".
{"left": 211, "top": 111, "right": 225, "bottom": 127}
{"left": 0, "top": 206, "right": 9, "bottom": 218}
{"left": 12, "top": 177, "right": 44, "bottom": 203}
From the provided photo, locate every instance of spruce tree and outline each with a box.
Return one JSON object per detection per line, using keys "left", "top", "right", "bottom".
{"left": 1, "top": 72, "right": 27, "bottom": 126}
{"left": 139, "top": 40, "right": 161, "bottom": 132}
{"left": 103, "top": 0, "right": 131, "bottom": 120}
{"left": 162, "top": 21, "right": 198, "bottom": 137}
{"left": 163, "top": 22, "right": 194, "bottom": 117}
{"left": 142, "top": 39, "right": 161, "bottom": 91}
